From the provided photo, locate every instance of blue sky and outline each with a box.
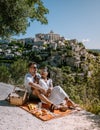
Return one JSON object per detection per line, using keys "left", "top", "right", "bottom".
{"left": 14, "top": 0, "right": 100, "bottom": 49}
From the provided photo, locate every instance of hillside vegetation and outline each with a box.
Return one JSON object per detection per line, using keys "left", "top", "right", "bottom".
{"left": 0, "top": 40, "right": 100, "bottom": 115}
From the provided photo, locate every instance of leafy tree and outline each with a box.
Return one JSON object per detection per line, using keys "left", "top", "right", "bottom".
{"left": 33, "top": 54, "right": 42, "bottom": 63}
{"left": 0, "top": 0, "right": 49, "bottom": 38}
{"left": 78, "top": 42, "right": 85, "bottom": 47}
{"left": 9, "top": 59, "right": 28, "bottom": 85}
{"left": 0, "top": 65, "right": 10, "bottom": 83}
{"left": 62, "top": 66, "right": 72, "bottom": 74}
{"left": 64, "top": 40, "right": 69, "bottom": 45}
{"left": 49, "top": 67, "right": 64, "bottom": 86}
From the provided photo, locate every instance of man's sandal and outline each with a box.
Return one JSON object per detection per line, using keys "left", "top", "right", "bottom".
{"left": 49, "top": 104, "right": 58, "bottom": 112}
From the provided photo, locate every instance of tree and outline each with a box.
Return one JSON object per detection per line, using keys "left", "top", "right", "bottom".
{"left": 0, "top": 0, "right": 49, "bottom": 38}
{"left": 9, "top": 59, "right": 27, "bottom": 85}
{"left": 0, "top": 65, "right": 10, "bottom": 83}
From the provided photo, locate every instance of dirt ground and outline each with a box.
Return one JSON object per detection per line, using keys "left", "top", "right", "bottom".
{"left": 0, "top": 82, "right": 100, "bottom": 130}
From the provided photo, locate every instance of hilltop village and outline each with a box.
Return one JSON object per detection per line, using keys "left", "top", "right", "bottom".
{"left": 0, "top": 31, "right": 99, "bottom": 78}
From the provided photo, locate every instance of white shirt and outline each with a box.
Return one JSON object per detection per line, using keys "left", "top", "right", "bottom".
{"left": 24, "top": 73, "right": 41, "bottom": 94}
{"left": 39, "top": 78, "right": 52, "bottom": 91}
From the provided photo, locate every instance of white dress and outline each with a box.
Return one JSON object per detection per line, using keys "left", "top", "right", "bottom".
{"left": 39, "top": 78, "right": 69, "bottom": 105}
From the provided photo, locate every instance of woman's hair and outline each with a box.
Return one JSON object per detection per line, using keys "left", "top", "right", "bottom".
{"left": 47, "top": 71, "right": 51, "bottom": 78}
{"left": 28, "top": 61, "right": 37, "bottom": 68}
{"left": 40, "top": 66, "right": 51, "bottom": 78}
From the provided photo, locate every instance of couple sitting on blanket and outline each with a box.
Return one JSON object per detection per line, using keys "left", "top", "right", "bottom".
{"left": 24, "top": 62, "right": 79, "bottom": 112}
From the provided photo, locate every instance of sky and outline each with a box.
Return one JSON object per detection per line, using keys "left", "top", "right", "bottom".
{"left": 14, "top": 0, "right": 100, "bottom": 49}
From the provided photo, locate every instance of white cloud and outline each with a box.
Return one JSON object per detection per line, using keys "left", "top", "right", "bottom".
{"left": 82, "top": 38, "right": 90, "bottom": 43}
{"left": 65, "top": 38, "right": 70, "bottom": 40}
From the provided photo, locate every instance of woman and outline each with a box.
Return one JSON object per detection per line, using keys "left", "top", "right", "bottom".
{"left": 39, "top": 67, "right": 79, "bottom": 111}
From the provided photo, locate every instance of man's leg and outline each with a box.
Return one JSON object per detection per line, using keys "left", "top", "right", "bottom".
{"left": 33, "top": 89, "right": 53, "bottom": 107}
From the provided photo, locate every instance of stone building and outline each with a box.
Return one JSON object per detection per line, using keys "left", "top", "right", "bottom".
{"left": 35, "top": 30, "right": 64, "bottom": 42}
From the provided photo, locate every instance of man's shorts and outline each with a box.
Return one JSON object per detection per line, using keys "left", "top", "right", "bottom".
{"left": 29, "top": 93, "right": 40, "bottom": 102}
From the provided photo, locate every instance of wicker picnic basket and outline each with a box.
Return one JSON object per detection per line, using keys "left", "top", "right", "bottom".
{"left": 9, "top": 87, "right": 28, "bottom": 106}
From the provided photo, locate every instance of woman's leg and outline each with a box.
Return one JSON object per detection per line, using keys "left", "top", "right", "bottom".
{"left": 53, "top": 86, "right": 76, "bottom": 108}
{"left": 48, "top": 86, "right": 69, "bottom": 105}
{"left": 65, "top": 97, "right": 76, "bottom": 108}
{"left": 52, "top": 86, "right": 76, "bottom": 107}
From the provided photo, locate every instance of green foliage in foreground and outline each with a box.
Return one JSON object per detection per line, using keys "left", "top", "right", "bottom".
{"left": 0, "top": 65, "right": 10, "bottom": 83}
{"left": 0, "top": 59, "right": 100, "bottom": 115}
{"left": 0, "top": 0, "right": 49, "bottom": 38}
{"left": 9, "top": 59, "right": 28, "bottom": 85}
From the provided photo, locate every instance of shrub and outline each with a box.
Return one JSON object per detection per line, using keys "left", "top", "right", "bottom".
{"left": 0, "top": 65, "right": 10, "bottom": 83}
{"left": 9, "top": 59, "right": 28, "bottom": 85}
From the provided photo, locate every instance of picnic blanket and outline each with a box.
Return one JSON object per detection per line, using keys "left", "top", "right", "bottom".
{"left": 20, "top": 102, "right": 72, "bottom": 121}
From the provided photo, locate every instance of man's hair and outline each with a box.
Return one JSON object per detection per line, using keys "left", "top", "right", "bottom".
{"left": 28, "top": 61, "right": 37, "bottom": 68}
